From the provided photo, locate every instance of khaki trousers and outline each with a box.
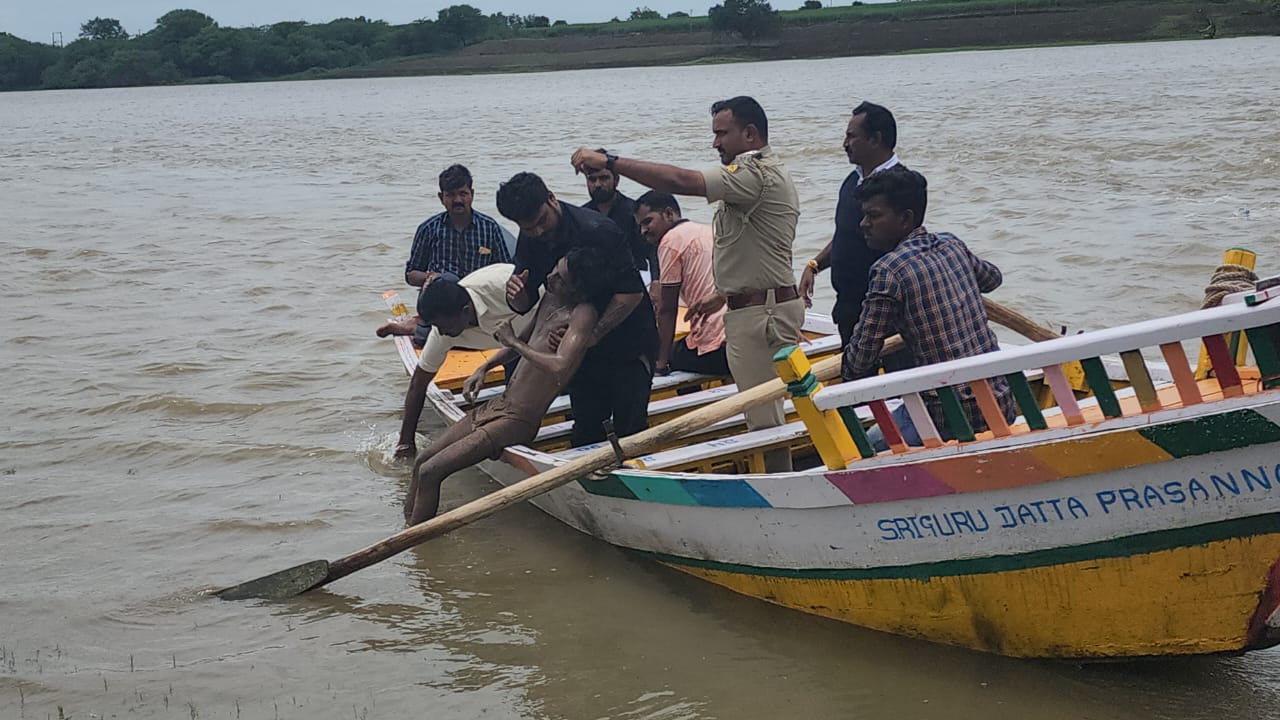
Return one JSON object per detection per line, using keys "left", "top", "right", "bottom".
{"left": 723, "top": 295, "right": 805, "bottom": 472}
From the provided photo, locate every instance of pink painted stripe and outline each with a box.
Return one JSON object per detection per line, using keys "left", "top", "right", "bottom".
{"left": 826, "top": 464, "right": 956, "bottom": 504}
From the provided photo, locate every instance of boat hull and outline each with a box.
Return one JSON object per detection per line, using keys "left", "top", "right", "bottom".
{"left": 660, "top": 519, "right": 1280, "bottom": 658}
{"left": 445, "top": 388, "right": 1280, "bottom": 659}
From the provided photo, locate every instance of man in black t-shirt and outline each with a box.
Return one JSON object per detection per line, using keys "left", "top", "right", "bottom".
{"left": 497, "top": 172, "right": 658, "bottom": 447}
{"left": 581, "top": 148, "right": 660, "bottom": 280}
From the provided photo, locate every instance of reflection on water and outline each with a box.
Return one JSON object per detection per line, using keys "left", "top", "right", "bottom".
{"left": 2, "top": 36, "right": 1280, "bottom": 719}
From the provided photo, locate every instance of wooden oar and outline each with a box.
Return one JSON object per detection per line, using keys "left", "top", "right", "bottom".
{"left": 216, "top": 298, "right": 1055, "bottom": 600}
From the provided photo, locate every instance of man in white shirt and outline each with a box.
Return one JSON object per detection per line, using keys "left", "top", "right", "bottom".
{"left": 388, "top": 263, "right": 533, "bottom": 458}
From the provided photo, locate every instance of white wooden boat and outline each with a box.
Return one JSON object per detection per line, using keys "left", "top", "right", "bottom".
{"left": 382, "top": 283, "right": 1280, "bottom": 659}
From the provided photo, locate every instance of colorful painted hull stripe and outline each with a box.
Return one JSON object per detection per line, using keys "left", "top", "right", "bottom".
{"left": 578, "top": 409, "right": 1280, "bottom": 508}
{"left": 635, "top": 513, "right": 1280, "bottom": 581}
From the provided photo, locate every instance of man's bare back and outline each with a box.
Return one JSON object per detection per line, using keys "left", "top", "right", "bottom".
{"left": 498, "top": 292, "right": 583, "bottom": 421}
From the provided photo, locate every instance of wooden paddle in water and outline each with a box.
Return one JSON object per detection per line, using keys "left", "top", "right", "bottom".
{"left": 215, "top": 298, "right": 1055, "bottom": 600}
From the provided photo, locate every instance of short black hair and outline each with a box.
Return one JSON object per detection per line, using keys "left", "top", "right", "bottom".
{"left": 858, "top": 166, "right": 927, "bottom": 226}
{"left": 852, "top": 101, "right": 897, "bottom": 149}
{"left": 438, "top": 164, "right": 472, "bottom": 193}
{"left": 496, "top": 172, "right": 550, "bottom": 223}
{"left": 417, "top": 277, "right": 472, "bottom": 322}
{"left": 634, "top": 190, "right": 681, "bottom": 216}
{"left": 563, "top": 246, "right": 617, "bottom": 305}
{"left": 711, "top": 96, "right": 768, "bottom": 142}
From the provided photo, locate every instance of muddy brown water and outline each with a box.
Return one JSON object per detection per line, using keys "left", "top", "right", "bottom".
{"left": 3, "top": 37, "right": 1279, "bottom": 719}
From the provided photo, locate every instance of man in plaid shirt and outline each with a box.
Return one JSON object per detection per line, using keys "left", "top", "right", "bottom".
{"left": 842, "top": 167, "right": 1015, "bottom": 450}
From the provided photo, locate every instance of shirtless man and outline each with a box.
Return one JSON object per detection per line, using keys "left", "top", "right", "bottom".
{"left": 404, "top": 247, "right": 614, "bottom": 524}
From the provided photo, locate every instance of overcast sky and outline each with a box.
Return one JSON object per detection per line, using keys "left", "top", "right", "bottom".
{"left": 1, "top": 1, "right": 782, "bottom": 43}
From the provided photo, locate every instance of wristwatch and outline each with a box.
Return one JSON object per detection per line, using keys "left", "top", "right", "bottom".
{"left": 605, "top": 153, "right": 619, "bottom": 172}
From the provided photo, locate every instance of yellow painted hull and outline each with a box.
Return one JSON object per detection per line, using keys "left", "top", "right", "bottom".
{"left": 665, "top": 532, "right": 1280, "bottom": 658}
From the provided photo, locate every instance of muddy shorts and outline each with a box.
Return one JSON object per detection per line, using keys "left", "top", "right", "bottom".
{"left": 463, "top": 395, "right": 541, "bottom": 460}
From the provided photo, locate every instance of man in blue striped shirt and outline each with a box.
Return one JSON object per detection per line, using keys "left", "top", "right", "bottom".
{"left": 398, "top": 164, "right": 515, "bottom": 346}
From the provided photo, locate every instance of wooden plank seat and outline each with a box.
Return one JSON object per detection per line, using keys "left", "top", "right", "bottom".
{"left": 448, "top": 333, "right": 847, "bottom": 412}
{"left": 552, "top": 419, "right": 814, "bottom": 473}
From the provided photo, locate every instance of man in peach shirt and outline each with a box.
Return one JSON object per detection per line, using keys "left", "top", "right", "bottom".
{"left": 634, "top": 191, "right": 729, "bottom": 377}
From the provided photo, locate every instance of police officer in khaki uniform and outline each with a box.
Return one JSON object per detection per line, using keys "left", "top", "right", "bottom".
{"left": 571, "top": 96, "right": 804, "bottom": 472}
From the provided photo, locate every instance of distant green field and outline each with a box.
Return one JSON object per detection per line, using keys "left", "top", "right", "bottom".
{"left": 518, "top": 0, "right": 1153, "bottom": 37}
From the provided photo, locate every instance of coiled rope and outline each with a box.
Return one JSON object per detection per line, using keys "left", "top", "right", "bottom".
{"left": 1202, "top": 263, "right": 1258, "bottom": 309}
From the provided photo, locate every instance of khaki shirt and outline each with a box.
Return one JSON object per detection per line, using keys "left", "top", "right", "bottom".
{"left": 418, "top": 263, "right": 534, "bottom": 373}
{"left": 700, "top": 145, "right": 800, "bottom": 296}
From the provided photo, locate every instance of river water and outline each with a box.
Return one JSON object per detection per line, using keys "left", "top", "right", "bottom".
{"left": 3, "top": 37, "right": 1279, "bottom": 719}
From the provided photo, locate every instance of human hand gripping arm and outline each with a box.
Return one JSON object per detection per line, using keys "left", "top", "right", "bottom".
{"left": 685, "top": 293, "right": 726, "bottom": 326}
{"left": 571, "top": 148, "right": 707, "bottom": 197}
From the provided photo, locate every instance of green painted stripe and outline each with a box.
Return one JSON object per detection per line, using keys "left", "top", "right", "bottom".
{"left": 1138, "top": 409, "right": 1280, "bottom": 458}
{"left": 1081, "top": 356, "right": 1123, "bottom": 418}
{"left": 638, "top": 513, "right": 1280, "bottom": 582}
{"left": 838, "top": 406, "right": 875, "bottom": 458}
{"left": 1245, "top": 325, "right": 1280, "bottom": 390}
{"left": 620, "top": 473, "right": 699, "bottom": 505}
{"left": 1006, "top": 372, "right": 1047, "bottom": 430}
{"left": 578, "top": 474, "right": 637, "bottom": 500}
{"left": 938, "top": 386, "right": 975, "bottom": 442}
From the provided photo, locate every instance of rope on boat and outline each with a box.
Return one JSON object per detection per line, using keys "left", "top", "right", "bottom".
{"left": 1201, "top": 263, "right": 1258, "bottom": 309}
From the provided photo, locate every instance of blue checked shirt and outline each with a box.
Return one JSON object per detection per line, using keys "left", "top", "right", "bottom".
{"left": 405, "top": 210, "right": 512, "bottom": 282}
{"left": 842, "top": 227, "right": 1015, "bottom": 432}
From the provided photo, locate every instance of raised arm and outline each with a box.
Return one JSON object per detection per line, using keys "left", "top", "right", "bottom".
{"left": 571, "top": 148, "right": 707, "bottom": 197}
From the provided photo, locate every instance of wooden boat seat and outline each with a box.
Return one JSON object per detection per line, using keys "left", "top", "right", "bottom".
{"left": 450, "top": 333, "right": 847, "bottom": 412}
{"left": 450, "top": 366, "right": 724, "bottom": 411}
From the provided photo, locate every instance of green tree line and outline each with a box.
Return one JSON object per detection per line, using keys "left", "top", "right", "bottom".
{"left": 0, "top": 2, "right": 784, "bottom": 91}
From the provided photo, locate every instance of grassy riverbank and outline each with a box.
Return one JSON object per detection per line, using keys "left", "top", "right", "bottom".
{"left": 326, "top": 0, "right": 1278, "bottom": 78}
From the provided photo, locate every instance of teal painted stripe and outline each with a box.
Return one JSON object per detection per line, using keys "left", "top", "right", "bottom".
{"left": 1139, "top": 409, "right": 1280, "bottom": 458}
{"left": 682, "top": 479, "right": 772, "bottom": 508}
{"left": 619, "top": 473, "right": 699, "bottom": 506}
{"left": 637, "top": 513, "right": 1280, "bottom": 582}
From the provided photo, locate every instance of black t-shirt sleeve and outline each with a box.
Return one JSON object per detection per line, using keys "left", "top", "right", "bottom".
{"left": 588, "top": 220, "right": 645, "bottom": 295}
{"left": 511, "top": 233, "right": 548, "bottom": 310}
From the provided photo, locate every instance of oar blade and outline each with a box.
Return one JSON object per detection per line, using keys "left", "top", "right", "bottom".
{"left": 215, "top": 560, "right": 330, "bottom": 601}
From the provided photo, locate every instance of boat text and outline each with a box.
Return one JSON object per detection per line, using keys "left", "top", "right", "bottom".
{"left": 875, "top": 464, "right": 1279, "bottom": 541}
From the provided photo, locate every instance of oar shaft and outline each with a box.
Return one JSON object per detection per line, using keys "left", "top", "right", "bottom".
{"left": 313, "top": 297, "right": 1047, "bottom": 592}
